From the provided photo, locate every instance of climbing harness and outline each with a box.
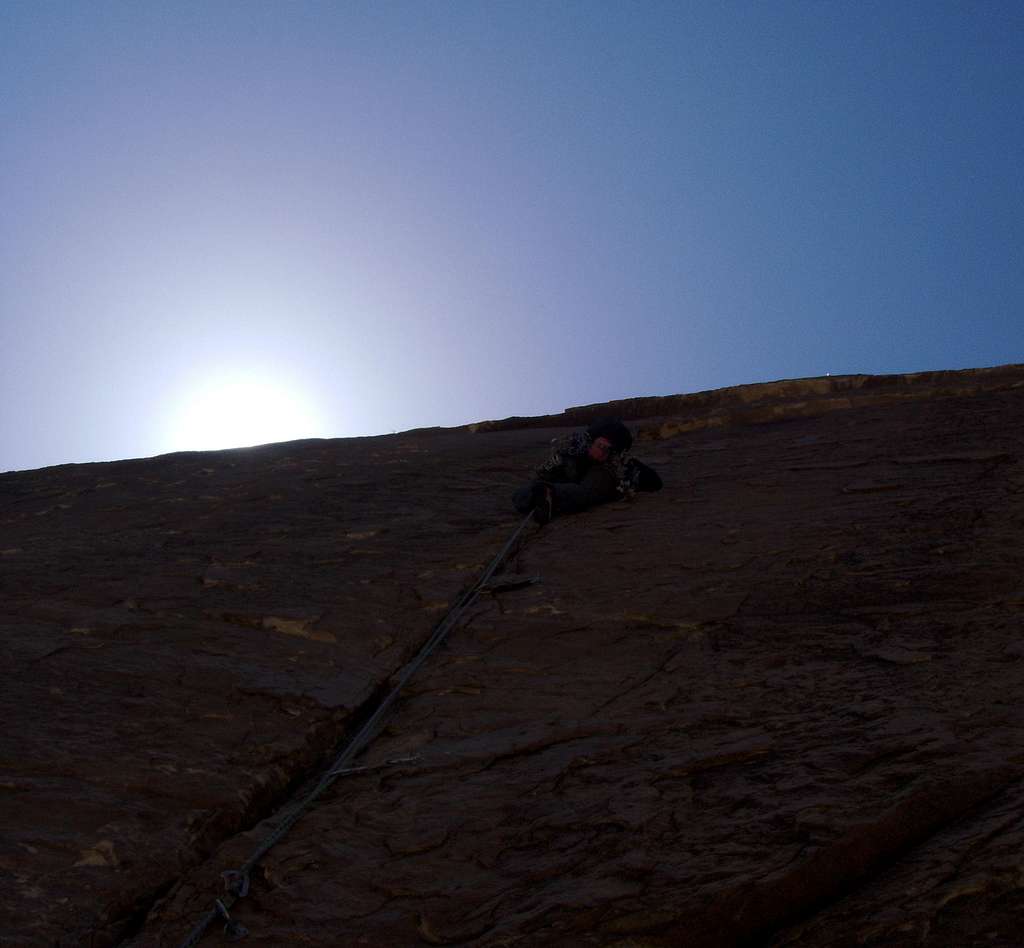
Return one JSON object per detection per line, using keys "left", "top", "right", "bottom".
{"left": 176, "top": 511, "right": 534, "bottom": 947}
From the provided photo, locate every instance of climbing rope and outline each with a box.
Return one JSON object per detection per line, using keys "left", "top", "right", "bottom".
{"left": 177, "top": 511, "right": 535, "bottom": 947}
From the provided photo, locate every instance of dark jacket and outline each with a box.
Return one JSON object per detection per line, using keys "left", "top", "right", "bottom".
{"left": 537, "top": 430, "right": 662, "bottom": 494}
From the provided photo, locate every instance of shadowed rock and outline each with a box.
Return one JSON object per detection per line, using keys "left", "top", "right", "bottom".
{"left": 2, "top": 365, "right": 1023, "bottom": 947}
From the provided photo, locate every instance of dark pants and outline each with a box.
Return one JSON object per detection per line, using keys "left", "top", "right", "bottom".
{"left": 513, "top": 465, "right": 619, "bottom": 518}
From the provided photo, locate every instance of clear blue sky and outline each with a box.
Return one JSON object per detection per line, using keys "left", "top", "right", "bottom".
{"left": 2, "top": 1, "right": 1022, "bottom": 472}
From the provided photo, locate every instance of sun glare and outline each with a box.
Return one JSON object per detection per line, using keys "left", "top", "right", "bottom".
{"left": 162, "top": 374, "right": 328, "bottom": 453}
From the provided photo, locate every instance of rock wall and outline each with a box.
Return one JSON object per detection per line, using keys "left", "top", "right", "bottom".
{"left": 2, "top": 367, "right": 1023, "bottom": 947}
{"left": 470, "top": 362, "right": 1024, "bottom": 439}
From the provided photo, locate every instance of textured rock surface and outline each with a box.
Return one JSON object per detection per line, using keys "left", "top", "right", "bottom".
{"left": 0, "top": 433, "right": 539, "bottom": 945}
{"left": 474, "top": 362, "right": 1024, "bottom": 438}
{"left": 2, "top": 365, "right": 1024, "bottom": 947}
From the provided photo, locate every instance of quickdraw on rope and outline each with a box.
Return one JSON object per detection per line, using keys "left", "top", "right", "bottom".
{"left": 176, "top": 512, "right": 534, "bottom": 947}
{"left": 214, "top": 899, "right": 247, "bottom": 942}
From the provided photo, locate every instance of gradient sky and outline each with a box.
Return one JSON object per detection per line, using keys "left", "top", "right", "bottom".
{"left": 2, "top": 1, "right": 1022, "bottom": 472}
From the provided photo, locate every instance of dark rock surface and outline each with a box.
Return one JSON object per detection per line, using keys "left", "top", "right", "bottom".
{"left": 2, "top": 365, "right": 1023, "bottom": 947}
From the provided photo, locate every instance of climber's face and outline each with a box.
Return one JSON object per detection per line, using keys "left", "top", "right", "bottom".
{"left": 588, "top": 436, "right": 614, "bottom": 462}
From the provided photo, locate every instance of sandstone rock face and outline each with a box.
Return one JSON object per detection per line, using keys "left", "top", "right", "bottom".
{"left": 2, "top": 366, "right": 1024, "bottom": 947}
{"left": 473, "top": 362, "right": 1024, "bottom": 438}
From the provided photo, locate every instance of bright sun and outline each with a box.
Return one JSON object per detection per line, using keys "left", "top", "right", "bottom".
{"left": 163, "top": 373, "right": 328, "bottom": 453}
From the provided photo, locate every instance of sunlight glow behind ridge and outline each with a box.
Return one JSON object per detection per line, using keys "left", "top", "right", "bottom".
{"left": 1, "top": 4, "right": 1021, "bottom": 474}
{"left": 161, "top": 373, "right": 329, "bottom": 454}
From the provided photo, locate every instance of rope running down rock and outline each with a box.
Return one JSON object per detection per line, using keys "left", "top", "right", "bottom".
{"left": 176, "top": 511, "right": 535, "bottom": 947}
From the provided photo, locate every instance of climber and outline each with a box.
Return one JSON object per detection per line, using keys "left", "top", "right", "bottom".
{"left": 512, "top": 418, "right": 662, "bottom": 525}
